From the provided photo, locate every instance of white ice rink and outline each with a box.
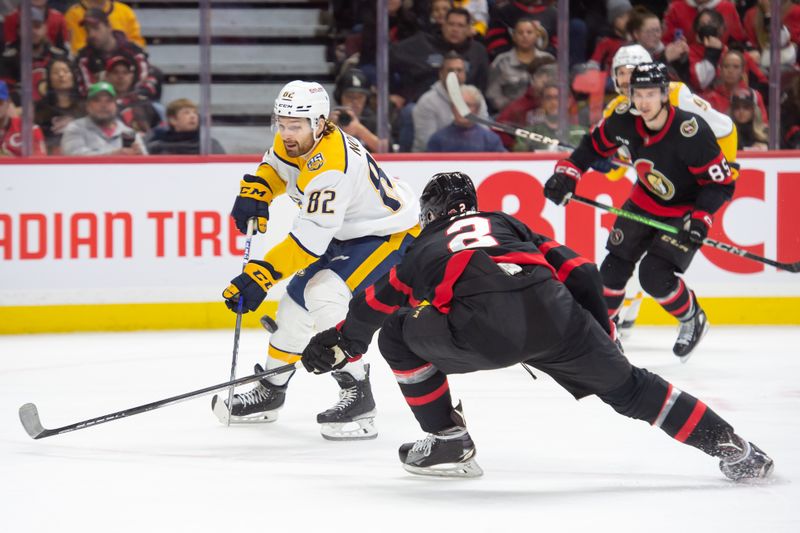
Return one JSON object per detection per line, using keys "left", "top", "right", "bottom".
{"left": 1, "top": 326, "right": 798, "bottom": 532}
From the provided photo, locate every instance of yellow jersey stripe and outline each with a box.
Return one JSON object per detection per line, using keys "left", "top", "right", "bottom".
{"left": 345, "top": 226, "right": 420, "bottom": 291}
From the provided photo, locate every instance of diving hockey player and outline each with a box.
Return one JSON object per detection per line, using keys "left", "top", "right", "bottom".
{"left": 544, "top": 63, "right": 736, "bottom": 360}
{"left": 600, "top": 44, "right": 738, "bottom": 337}
{"left": 212, "top": 80, "right": 419, "bottom": 440}
{"left": 300, "top": 171, "right": 773, "bottom": 481}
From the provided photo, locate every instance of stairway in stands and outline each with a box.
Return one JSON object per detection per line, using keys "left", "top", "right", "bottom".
{"left": 131, "top": 0, "right": 335, "bottom": 153}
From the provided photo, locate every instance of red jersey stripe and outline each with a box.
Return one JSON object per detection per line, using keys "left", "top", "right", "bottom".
{"left": 556, "top": 257, "right": 591, "bottom": 283}
{"left": 432, "top": 250, "right": 476, "bottom": 313}
{"left": 365, "top": 285, "right": 400, "bottom": 315}
{"left": 389, "top": 266, "right": 420, "bottom": 307}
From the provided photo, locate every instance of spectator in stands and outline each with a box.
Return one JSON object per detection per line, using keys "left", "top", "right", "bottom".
{"left": 0, "top": 80, "right": 47, "bottom": 156}
{"left": 453, "top": 0, "right": 489, "bottom": 37}
{"left": 104, "top": 55, "right": 162, "bottom": 136}
{"left": 730, "top": 87, "right": 768, "bottom": 150}
{"left": 422, "top": 0, "right": 453, "bottom": 35}
{"left": 662, "top": 0, "right": 747, "bottom": 47}
{"left": 74, "top": 9, "right": 158, "bottom": 101}
{"left": 426, "top": 84, "right": 505, "bottom": 152}
{"left": 780, "top": 72, "right": 800, "bottom": 149}
{"left": 64, "top": 0, "right": 145, "bottom": 52}
{"left": 359, "top": 0, "right": 419, "bottom": 85}
{"left": 390, "top": 7, "right": 490, "bottom": 104}
{"left": 411, "top": 51, "right": 490, "bottom": 152}
{"left": 743, "top": 0, "right": 798, "bottom": 73}
{"left": 495, "top": 56, "right": 556, "bottom": 150}
{"left": 702, "top": 49, "right": 768, "bottom": 119}
{"left": 0, "top": 5, "right": 68, "bottom": 103}
{"left": 627, "top": 6, "right": 690, "bottom": 83}
{"left": 61, "top": 80, "right": 147, "bottom": 155}
{"left": 511, "top": 82, "right": 588, "bottom": 152}
{"left": 588, "top": 1, "right": 633, "bottom": 74}
{"left": 485, "top": 0, "right": 555, "bottom": 60}
{"left": 3, "top": 0, "right": 67, "bottom": 50}
{"left": 34, "top": 57, "right": 85, "bottom": 153}
{"left": 147, "top": 98, "right": 224, "bottom": 155}
{"left": 686, "top": 8, "right": 727, "bottom": 92}
{"left": 330, "top": 68, "right": 380, "bottom": 152}
{"left": 486, "top": 17, "right": 553, "bottom": 112}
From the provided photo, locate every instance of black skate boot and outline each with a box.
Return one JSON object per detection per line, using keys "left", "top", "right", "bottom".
{"left": 211, "top": 364, "right": 294, "bottom": 424}
{"left": 316, "top": 364, "right": 377, "bottom": 440}
{"left": 672, "top": 305, "right": 709, "bottom": 362}
{"left": 399, "top": 401, "right": 483, "bottom": 478}
{"left": 718, "top": 434, "right": 775, "bottom": 481}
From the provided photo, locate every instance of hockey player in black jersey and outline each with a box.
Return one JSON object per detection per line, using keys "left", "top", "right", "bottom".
{"left": 544, "top": 62, "right": 736, "bottom": 361}
{"left": 299, "top": 171, "right": 773, "bottom": 480}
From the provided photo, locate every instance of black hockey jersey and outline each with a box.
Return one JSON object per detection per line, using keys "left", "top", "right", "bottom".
{"left": 570, "top": 103, "right": 736, "bottom": 217}
{"left": 340, "top": 211, "right": 611, "bottom": 352}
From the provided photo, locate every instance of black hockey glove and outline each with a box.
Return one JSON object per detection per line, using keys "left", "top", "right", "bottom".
{"left": 678, "top": 211, "right": 712, "bottom": 245}
{"left": 301, "top": 327, "right": 360, "bottom": 374}
{"left": 222, "top": 260, "right": 278, "bottom": 313}
{"left": 231, "top": 174, "right": 270, "bottom": 234}
{"left": 589, "top": 157, "right": 619, "bottom": 174}
{"left": 544, "top": 160, "right": 581, "bottom": 206}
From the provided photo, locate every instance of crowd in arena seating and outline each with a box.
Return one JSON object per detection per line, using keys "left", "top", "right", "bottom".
{"left": 2, "top": 0, "right": 800, "bottom": 157}
{"left": 0, "top": 0, "right": 223, "bottom": 156}
{"left": 330, "top": 0, "right": 800, "bottom": 153}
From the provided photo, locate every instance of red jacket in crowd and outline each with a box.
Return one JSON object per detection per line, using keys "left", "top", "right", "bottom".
{"left": 663, "top": 0, "right": 747, "bottom": 46}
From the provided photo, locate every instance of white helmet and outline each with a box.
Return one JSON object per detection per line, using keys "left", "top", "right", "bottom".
{"left": 611, "top": 44, "right": 653, "bottom": 94}
{"left": 273, "top": 80, "right": 330, "bottom": 134}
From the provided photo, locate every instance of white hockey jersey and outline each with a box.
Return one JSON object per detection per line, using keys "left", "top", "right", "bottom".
{"left": 253, "top": 126, "right": 419, "bottom": 279}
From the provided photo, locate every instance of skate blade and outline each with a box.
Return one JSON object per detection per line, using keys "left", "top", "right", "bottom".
{"left": 320, "top": 415, "right": 378, "bottom": 441}
{"left": 403, "top": 459, "right": 484, "bottom": 478}
{"left": 211, "top": 394, "right": 280, "bottom": 425}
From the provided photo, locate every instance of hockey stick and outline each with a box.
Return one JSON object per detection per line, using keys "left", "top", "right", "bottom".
{"left": 18, "top": 363, "right": 296, "bottom": 440}
{"left": 224, "top": 218, "right": 256, "bottom": 425}
{"left": 445, "top": 72, "right": 572, "bottom": 149}
{"left": 571, "top": 195, "right": 800, "bottom": 272}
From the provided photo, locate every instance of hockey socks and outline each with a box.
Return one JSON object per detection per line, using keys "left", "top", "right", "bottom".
{"left": 391, "top": 362, "right": 453, "bottom": 433}
{"left": 655, "top": 278, "right": 696, "bottom": 320}
{"left": 599, "top": 367, "right": 736, "bottom": 458}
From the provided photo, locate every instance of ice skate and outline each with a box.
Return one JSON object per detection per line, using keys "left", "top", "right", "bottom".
{"left": 399, "top": 402, "right": 483, "bottom": 478}
{"left": 211, "top": 364, "right": 294, "bottom": 424}
{"left": 672, "top": 306, "right": 709, "bottom": 361}
{"left": 316, "top": 364, "right": 377, "bottom": 440}
{"left": 718, "top": 434, "right": 774, "bottom": 481}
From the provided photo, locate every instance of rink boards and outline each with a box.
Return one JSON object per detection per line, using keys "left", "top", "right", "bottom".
{"left": 1, "top": 152, "right": 798, "bottom": 333}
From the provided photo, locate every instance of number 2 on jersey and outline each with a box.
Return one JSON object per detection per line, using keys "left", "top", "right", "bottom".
{"left": 366, "top": 153, "right": 403, "bottom": 212}
{"left": 446, "top": 217, "right": 498, "bottom": 252}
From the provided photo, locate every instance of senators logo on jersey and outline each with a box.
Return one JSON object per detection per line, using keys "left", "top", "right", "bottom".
{"left": 634, "top": 159, "right": 676, "bottom": 201}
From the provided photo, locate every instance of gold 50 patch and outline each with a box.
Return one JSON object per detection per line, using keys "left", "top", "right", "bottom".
{"left": 307, "top": 153, "right": 325, "bottom": 171}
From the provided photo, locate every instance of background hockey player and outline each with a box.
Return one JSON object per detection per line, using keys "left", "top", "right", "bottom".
{"left": 212, "top": 81, "right": 420, "bottom": 440}
{"left": 299, "top": 171, "right": 773, "bottom": 480}
{"left": 599, "top": 44, "right": 739, "bottom": 336}
{"left": 544, "top": 63, "right": 736, "bottom": 361}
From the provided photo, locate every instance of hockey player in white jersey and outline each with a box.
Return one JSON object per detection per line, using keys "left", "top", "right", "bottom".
{"left": 211, "top": 80, "right": 420, "bottom": 440}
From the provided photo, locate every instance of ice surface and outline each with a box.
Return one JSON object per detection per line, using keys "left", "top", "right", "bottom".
{"left": 1, "top": 326, "right": 798, "bottom": 532}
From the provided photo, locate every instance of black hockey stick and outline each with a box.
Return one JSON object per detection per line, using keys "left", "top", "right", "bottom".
{"left": 224, "top": 218, "right": 256, "bottom": 426}
{"left": 571, "top": 195, "right": 800, "bottom": 272}
{"left": 445, "top": 72, "right": 574, "bottom": 149}
{"left": 19, "top": 363, "right": 296, "bottom": 440}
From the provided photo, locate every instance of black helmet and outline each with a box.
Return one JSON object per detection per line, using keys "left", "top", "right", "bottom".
{"left": 419, "top": 172, "right": 478, "bottom": 228}
{"left": 629, "top": 62, "right": 669, "bottom": 93}
{"left": 334, "top": 69, "right": 371, "bottom": 103}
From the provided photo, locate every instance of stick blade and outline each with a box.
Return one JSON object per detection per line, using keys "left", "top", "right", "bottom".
{"left": 19, "top": 403, "right": 46, "bottom": 439}
{"left": 445, "top": 72, "right": 470, "bottom": 117}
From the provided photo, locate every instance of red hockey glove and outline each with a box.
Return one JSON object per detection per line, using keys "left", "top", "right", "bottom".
{"left": 544, "top": 160, "right": 581, "bottom": 206}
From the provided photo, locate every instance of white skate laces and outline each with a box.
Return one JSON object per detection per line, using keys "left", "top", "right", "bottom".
{"left": 235, "top": 383, "right": 271, "bottom": 407}
{"left": 331, "top": 386, "right": 358, "bottom": 411}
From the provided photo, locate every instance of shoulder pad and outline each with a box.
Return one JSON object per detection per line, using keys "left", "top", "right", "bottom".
{"left": 614, "top": 100, "right": 631, "bottom": 114}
